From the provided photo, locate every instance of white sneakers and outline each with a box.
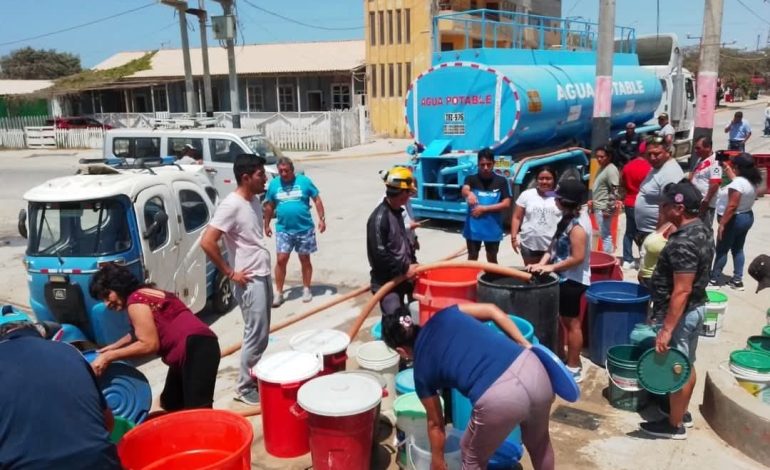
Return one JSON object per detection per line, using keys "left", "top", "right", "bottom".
{"left": 272, "top": 287, "right": 313, "bottom": 307}
{"left": 302, "top": 287, "right": 313, "bottom": 303}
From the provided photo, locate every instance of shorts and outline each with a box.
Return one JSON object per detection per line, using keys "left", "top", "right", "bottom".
{"left": 276, "top": 229, "right": 317, "bottom": 254}
{"left": 520, "top": 245, "right": 546, "bottom": 261}
{"left": 466, "top": 240, "right": 500, "bottom": 255}
{"left": 559, "top": 279, "right": 587, "bottom": 318}
{"left": 669, "top": 304, "right": 704, "bottom": 363}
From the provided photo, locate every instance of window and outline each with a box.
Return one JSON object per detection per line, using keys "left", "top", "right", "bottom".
{"left": 379, "top": 64, "right": 386, "bottom": 98}
{"left": 153, "top": 88, "right": 168, "bottom": 112}
{"left": 406, "top": 62, "right": 412, "bottom": 87}
{"left": 167, "top": 138, "right": 203, "bottom": 159}
{"left": 441, "top": 42, "right": 454, "bottom": 51}
{"left": 387, "top": 10, "right": 393, "bottom": 44}
{"left": 208, "top": 138, "right": 242, "bottom": 163}
{"left": 405, "top": 9, "right": 411, "bottom": 43}
{"left": 397, "top": 63, "right": 403, "bottom": 97}
{"left": 112, "top": 137, "right": 160, "bottom": 159}
{"left": 685, "top": 78, "right": 695, "bottom": 102}
{"left": 205, "top": 187, "right": 218, "bottom": 205}
{"left": 472, "top": 39, "right": 483, "bottom": 48}
{"left": 278, "top": 85, "right": 296, "bottom": 112}
{"left": 369, "top": 12, "right": 376, "bottom": 46}
{"left": 388, "top": 64, "right": 395, "bottom": 97}
{"left": 378, "top": 11, "right": 385, "bottom": 45}
{"left": 179, "top": 190, "right": 209, "bottom": 232}
{"left": 332, "top": 84, "right": 352, "bottom": 109}
{"left": 370, "top": 65, "right": 378, "bottom": 98}
{"left": 143, "top": 197, "right": 168, "bottom": 251}
{"left": 470, "top": 0, "right": 477, "bottom": 9}
{"left": 247, "top": 85, "right": 264, "bottom": 112}
{"left": 242, "top": 135, "right": 280, "bottom": 164}
{"left": 396, "top": 10, "right": 402, "bottom": 43}
{"left": 486, "top": 2, "right": 500, "bottom": 21}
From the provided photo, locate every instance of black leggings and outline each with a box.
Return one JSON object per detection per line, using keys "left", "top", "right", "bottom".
{"left": 160, "top": 335, "right": 221, "bottom": 411}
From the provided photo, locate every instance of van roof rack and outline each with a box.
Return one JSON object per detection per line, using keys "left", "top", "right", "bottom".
{"left": 150, "top": 116, "right": 219, "bottom": 130}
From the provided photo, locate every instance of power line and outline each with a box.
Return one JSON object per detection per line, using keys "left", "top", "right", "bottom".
{"left": 240, "top": 0, "right": 363, "bottom": 31}
{"left": 0, "top": 2, "right": 156, "bottom": 47}
{"left": 735, "top": 0, "right": 770, "bottom": 26}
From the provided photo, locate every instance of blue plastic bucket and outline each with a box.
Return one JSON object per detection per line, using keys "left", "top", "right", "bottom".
{"left": 586, "top": 281, "right": 650, "bottom": 366}
{"left": 396, "top": 368, "right": 415, "bottom": 395}
{"left": 485, "top": 315, "right": 535, "bottom": 342}
{"left": 370, "top": 321, "right": 382, "bottom": 340}
{"left": 451, "top": 389, "right": 523, "bottom": 450}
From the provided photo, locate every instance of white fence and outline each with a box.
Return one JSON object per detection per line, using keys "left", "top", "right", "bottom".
{"left": 0, "top": 115, "right": 48, "bottom": 130}
{"left": 0, "top": 127, "right": 104, "bottom": 150}
{"left": 0, "top": 129, "right": 26, "bottom": 148}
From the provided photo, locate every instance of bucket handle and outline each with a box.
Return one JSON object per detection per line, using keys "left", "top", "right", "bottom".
{"left": 412, "top": 292, "right": 431, "bottom": 306}
{"left": 605, "top": 359, "right": 642, "bottom": 392}
{"left": 289, "top": 402, "right": 308, "bottom": 420}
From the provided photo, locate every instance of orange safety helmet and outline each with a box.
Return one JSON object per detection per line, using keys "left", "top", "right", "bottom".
{"left": 383, "top": 166, "right": 416, "bottom": 191}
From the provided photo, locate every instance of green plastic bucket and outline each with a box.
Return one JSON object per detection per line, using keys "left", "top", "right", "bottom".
{"left": 704, "top": 291, "right": 728, "bottom": 334}
{"left": 763, "top": 325, "right": 770, "bottom": 337}
{"left": 637, "top": 348, "right": 692, "bottom": 394}
{"left": 606, "top": 345, "right": 649, "bottom": 411}
{"left": 394, "top": 393, "right": 443, "bottom": 468}
{"left": 110, "top": 416, "right": 135, "bottom": 444}
{"left": 747, "top": 336, "right": 770, "bottom": 355}
{"left": 729, "top": 350, "right": 770, "bottom": 404}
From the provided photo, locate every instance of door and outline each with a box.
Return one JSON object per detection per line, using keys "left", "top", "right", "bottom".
{"left": 134, "top": 185, "right": 180, "bottom": 292}
{"left": 171, "top": 181, "right": 210, "bottom": 313}
{"left": 206, "top": 137, "right": 245, "bottom": 196}
{"left": 307, "top": 91, "right": 323, "bottom": 111}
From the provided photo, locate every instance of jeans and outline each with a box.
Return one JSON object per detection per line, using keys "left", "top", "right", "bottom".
{"left": 711, "top": 211, "right": 754, "bottom": 282}
{"left": 622, "top": 206, "right": 638, "bottom": 263}
{"left": 728, "top": 140, "right": 746, "bottom": 152}
{"left": 595, "top": 210, "right": 614, "bottom": 255}
{"left": 234, "top": 275, "right": 272, "bottom": 394}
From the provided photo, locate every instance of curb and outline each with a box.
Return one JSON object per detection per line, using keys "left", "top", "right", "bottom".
{"left": 292, "top": 149, "right": 405, "bottom": 163}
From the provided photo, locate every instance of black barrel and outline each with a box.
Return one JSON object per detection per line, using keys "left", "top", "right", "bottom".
{"left": 477, "top": 272, "right": 560, "bottom": 352}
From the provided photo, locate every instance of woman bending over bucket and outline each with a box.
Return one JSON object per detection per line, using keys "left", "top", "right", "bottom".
{"left": 527, "top": 179, "right": 591, "bottom": 383}
{"left": 89, "top": 263, "right": 220, "bottom": 411}
{"left": 382, "top": 303, "right": 555, "bottom": 470}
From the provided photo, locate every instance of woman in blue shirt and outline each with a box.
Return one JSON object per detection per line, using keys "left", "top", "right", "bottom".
{"left": 382, "top": 303, "right": 555, "bottom": 470}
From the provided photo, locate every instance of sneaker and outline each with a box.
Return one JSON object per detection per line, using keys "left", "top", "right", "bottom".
{"left": 708, "top": 278, "right": 721, "bottom": 289}
{"left": 622, "top": 261, "right": 635, "bottom": 270}
{"left": 640, "top": 418, "right": 687, "bottom": 439}
{"left": 272, "top": 292, "right": 284, "bottom": 308}
{"left": 567, "top": 366, "right": 583, "bottom": 384}
{"left": 727, "top": 279, "right": 745, "bottom": 291}
{"left": 234, "top": 389, "right": 260, "bottom": 406}
{"left": 658, "top": 405, "right": 693, "bottom": 429}
{"left": 302, "top": 287, "right": 313, "bottom": 303}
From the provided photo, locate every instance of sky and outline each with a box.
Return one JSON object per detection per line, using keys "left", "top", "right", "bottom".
{"left": 0, "top": 0, "right": 768, "bottom": 69}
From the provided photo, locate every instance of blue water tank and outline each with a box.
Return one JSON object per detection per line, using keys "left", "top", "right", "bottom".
{"left": 405, "top": 62, "right": 662, "bottom": 155}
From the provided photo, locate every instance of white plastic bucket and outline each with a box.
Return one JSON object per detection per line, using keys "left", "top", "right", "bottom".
{"left": 407, "top": 427, "right": 463, "bottom": 470}
{"left": 356, "top": 341, "right": 400, "bottom": 420}
{"left": 290, "top": 329, "right": 350, "bottom": 375}
{"left": 729, "top": 362, "right": 770, "bottom": 404}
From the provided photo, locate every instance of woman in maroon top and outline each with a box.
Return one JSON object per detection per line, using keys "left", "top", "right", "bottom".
{"left": 89, "top": 263, "right": 220, "bottom": 411}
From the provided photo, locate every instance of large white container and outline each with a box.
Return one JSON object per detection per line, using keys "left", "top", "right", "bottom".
{"left": 356, "top": 340, "right": 400, "bottom": 421}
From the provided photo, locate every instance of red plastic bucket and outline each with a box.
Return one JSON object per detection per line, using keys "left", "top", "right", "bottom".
{"left": 297, "top": 373, "right": 383, "bottom": 470}
{"left": 413, "top": 267, "right": 481, "bottom": 324}
{"left": 117, "top": 409, "right": 253, "bottom": 470}
{"left": 289, "top": 329, "right": 350, "bottom": 376}
{"left": 252, "top": 351, "right": 322, "bottom": 458}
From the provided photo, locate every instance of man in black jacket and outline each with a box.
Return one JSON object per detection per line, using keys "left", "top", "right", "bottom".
{"left": 367, "top": 167, "right": 419, "bottom": 318}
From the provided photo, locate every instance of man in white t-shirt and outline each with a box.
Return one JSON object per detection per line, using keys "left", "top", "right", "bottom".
{"left": 689, "top": 136, "right": 721, "bottom": 228}
{"left": 201, "top": 153, "right": 271, "bottom": 407}
{"left": 655, "top": 113, "right": 675, "bottom": 151}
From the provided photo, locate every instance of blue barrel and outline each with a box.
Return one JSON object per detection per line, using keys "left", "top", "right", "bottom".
{"left": 586, "top": 281, "right": 650, "bottom": 366}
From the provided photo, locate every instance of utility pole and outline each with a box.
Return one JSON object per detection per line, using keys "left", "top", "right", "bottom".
{"left": 214, "top": 0, "right": 241, "bottom": 128}
{"left": 162, "top": 0, "right": 197, "bottom": 114}
{"left": 189, "top": 0, "right": 214, "bottom": 117}
{"left": 691, "top": 0, "right": 724, "bottom": 170}
{"left": 589, "top": 0, "right": 615, "bottom": 188}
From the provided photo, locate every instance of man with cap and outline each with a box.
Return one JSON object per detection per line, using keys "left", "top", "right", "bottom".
{"left": 655, "top": 113, "right": 675, "bottom": 151}
{"left": 640, "top": 180, "right": 714, "bottom": 440}
{"left": 366, "top": 166, "right": 419, "bottom": 319}
{"left": 612, "top": 122, "right": 641, "bottom": 168}
{"left": 634, "top": 137, "right": 684, "bottom": 246}
{"left": 0, "top": 312, "right": 121, "bottom": 468}
{"left": 749, "top": 254, "right": 770, "bottom": 292}
{"left": 724, "top": 111, "right": 752, "bottom": 152}
{"left": 177, "top": 143, "right": 203, "bottom": 164}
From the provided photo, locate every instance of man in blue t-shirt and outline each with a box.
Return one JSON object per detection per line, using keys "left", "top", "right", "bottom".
{"left": 264, "top": 157, "right": 326, "bottom": 306}
{"left": 0, "top": 314, "right": 120, "bottom": 469}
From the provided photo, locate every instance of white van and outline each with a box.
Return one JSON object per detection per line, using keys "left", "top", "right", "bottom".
{"left": 103, "top": 128, "right": 283, "bottom": 197}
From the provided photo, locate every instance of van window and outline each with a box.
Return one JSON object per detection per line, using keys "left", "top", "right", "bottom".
{"left": 209, "top": 138, "right": 244, "bottom": 163}
{"left": 685, "top": 78, "right": 695, "bottom": 102}
{"left": 179, "top": 190, "right": 209, "bottom": 232}
{"left": 113, "top": 137, "right": 161, "bottom": 159}
{"left": 242, "top": 136, "right": 282, "bottom": 164}
{"left": 168, "top": 138, "right": 204, "bottom": 159}
{"left": 143, "top": 196, "right": 168, "bottom": 250}
{"left": 204, "top": 187, "right": 218, "bottom": 205}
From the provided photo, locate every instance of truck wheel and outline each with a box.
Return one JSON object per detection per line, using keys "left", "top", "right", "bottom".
{"left": 213, "top": 271, "right": 235, "bottom": 314}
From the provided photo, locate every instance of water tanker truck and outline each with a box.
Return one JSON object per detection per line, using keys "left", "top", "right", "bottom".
{"left": 405, "top": 10, "right": 694, "bottom": 222}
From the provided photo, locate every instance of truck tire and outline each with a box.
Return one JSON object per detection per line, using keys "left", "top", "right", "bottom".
{"left": 212, "top": 271, "right": 235, "bottom": 314}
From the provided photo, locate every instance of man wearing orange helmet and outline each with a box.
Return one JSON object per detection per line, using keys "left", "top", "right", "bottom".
{"left": 366, "top": 167, "right": 419, "bottom": 318}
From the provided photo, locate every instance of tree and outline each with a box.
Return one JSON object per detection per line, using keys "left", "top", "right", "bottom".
{"left": 0, "top": 47, "right": 81, "bottom": 79}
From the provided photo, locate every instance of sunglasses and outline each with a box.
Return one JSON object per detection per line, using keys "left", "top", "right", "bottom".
{"left": 645, "top": 135, "right": 665, "bottom": 144}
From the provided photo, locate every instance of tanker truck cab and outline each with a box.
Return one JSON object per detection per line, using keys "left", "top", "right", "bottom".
{"left": 17, "top": 161, "right": 235, "bottom": 346}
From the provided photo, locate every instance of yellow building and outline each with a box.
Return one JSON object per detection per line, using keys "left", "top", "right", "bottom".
{"left": 365, "top": 0, "right": 562, "bottom": 137}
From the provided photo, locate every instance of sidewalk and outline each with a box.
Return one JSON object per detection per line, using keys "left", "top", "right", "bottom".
{"left": 284, "top": 138, "right": 412, "bottom": 161}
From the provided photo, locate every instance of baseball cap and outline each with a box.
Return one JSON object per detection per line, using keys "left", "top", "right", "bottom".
{"left": 626, "top": 122, "right": 636, "bottom": 129}
{"left": 749, "top": 254, "right": 770, "bottom": 293}
{"left": 658, "top": 112, "right": 669, "bottom": 120}
{"left": 662, "top": 180, "right": 701, "bottom": 214}
{"left": 547, "top": 179, "right": 587, "bottom": 204}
